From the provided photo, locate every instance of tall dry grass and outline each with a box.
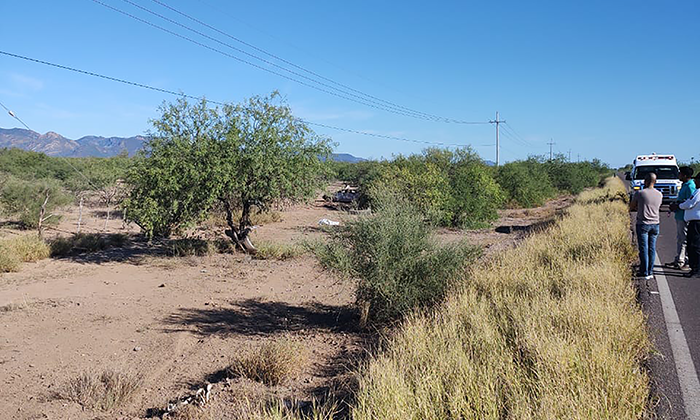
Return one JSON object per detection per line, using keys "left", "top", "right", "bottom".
{"left": 0, "top": 235, "right": 50, "bottom": 272}
{"left": 352, "top": 177, "right": 651, "bottom": 419}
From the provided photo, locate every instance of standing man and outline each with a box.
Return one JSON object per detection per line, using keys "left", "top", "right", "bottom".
{"left": 630, "top": 172, "right": 663, "bottom": 279}
{"left": 666, "top": 166, "right": 696, "bottom": 270}
{"left": 678, "top": 173, "right": 700, "bottom": 277}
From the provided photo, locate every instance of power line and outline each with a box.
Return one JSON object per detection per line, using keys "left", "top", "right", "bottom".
{"left": 503, "top": 122, "right": 532, "bottom": 146}
{"left": 146, "top": 0, "right": 462, "bottom": 124}
{"left": 0, "top": 50, "right": 227, "bottom": 106}
{"left": 306, "top": 122, "right": 470, "bottom": 147}
{"left": 91, "top": 0, "right": 488, "bottom": 125}
{"left": 501, "top": 124, "right": 533, "bottom": 148}
{"left": 0, "top": 100, "right": 32, "bottom": 130}
{"left": 0, "top": 101, "right": 101, "bottom": 191}
{"left": 0, "top": 49, "right": 476, "bottom": 149}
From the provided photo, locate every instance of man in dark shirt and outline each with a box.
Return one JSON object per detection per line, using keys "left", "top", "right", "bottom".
{"left": 630, "top": 173, "right": 663, "bottom": 279}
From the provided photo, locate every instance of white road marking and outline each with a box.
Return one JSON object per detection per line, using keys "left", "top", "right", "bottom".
{"left": 654, "top": 254, "right": 700, "bottom": 419}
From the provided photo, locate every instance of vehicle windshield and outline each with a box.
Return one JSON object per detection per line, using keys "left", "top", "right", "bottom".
{"left": 633, "top": 165, "right": 679, "bottom": 180}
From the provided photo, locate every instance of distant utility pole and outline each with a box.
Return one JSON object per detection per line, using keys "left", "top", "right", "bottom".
{"left": 489, "top": 111, "right": 506, "bottom": 166}
{"left": 577, "top": 153, "right": 581, "bottom": 163}
{"left": 547, "top": 139, "right": 556, "bottom": 161}
{"left": 568, "top": 149, "right": 572, "bottom": 162}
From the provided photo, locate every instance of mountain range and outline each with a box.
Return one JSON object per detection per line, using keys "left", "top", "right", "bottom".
{"left": 0, "top": 127, "right": 364, "bottom": 162}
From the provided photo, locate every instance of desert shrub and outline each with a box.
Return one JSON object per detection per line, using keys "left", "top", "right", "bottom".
{"left": 50, "top": 233, "right": 128, "bottom": 257}
{"left": 496, "top": 158, "right": 557, "bottom": 207}
{"left": 318, "top": 189, "right": 480, "bottom": 325}
{"left": 228, "top": 338, "right": 307, "bottom": 386}
{"left": 0, "top": 177, "right": 71, "bottom": 229}
{"left": 352, "top": 177, "right": 651, "bottom": 419}
{"left": 347, "top": 148, "right": 503, "bottom": 228}
{"left": 62, "top": 369, "right": 142, "bottom": 411}
{"left": 447, "top": 157, "right": 505, "bottom": 228}
{"left": 544, "top": 155, "right": 609, "bottom": 195}
{"left": 368, "top": 156, "right": 452, "bottom": 225}
{"left": 254, "top": 241, "right": 304, "bottom": 260}
{"left": 332, "top": 160, "right": 385, "bottom": 187}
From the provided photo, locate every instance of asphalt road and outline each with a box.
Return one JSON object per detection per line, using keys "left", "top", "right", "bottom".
{"left": 629, "top": 185, "right": 700, "bottom": 419}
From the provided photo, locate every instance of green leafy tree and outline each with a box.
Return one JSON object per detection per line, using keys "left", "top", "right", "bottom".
{"left": 124, "top": 92, "right": 332, "bottom": 251}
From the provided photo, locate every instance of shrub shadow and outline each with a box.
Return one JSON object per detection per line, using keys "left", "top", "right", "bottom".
{"left": 163, "top": 298, "right": 359, "bottom": 337}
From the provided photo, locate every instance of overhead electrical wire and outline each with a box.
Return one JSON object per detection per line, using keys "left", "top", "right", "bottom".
{"left": 0, "top": 50, "right": 477, "bottom": 149}
{"left": 503, "top": 122, "right": 533, "bottom": 146}
{"left": 0, "top": 100, "right": 32, "bottom": 130}
{"left": 90, "top": 0, "right": 488, "bottom": 125}
{"left": 0, "top": 100, "right": 101, "bottom": 190}
{"left": 145, "top": 0, "right": 464, "bottom": 124}
{"left": 500, "top": 126, "right": 532, "bottom": 149}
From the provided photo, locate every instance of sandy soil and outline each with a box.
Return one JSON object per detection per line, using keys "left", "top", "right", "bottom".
{"left": 0, "top": 188, "right": 573, "bottom": 419}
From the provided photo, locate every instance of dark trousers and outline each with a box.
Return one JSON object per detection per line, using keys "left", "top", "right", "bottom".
{"left": 688, "top": 220, "right": 700, "bottom": 273}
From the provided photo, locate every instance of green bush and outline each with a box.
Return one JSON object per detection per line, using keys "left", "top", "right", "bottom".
{"left": 356, "top": 148, "right": 504, "bottom": 229}
{"left": 0, "top": 177, "right": 72, "bottom": 228}
{"left": 544, "top": 155, "right": 608, "bottom": 195}
{"left": 496, "top": 158, "right": 557, "bottom": 207}
{"left": 316, "top": 190, "right": 480, "bottom": 325}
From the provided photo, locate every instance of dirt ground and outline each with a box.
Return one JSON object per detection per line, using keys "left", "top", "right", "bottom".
{"left": 0, "top": 188, "right": 573, "bottom": 419}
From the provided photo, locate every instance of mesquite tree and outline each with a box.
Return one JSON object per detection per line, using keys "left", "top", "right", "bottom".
{"left": 123, "top": 92, "right": 332, "bottom": 251}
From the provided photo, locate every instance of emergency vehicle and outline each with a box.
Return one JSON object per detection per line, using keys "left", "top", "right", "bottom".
{"left": 625, "top": 153, "right": 681, "bottom": 203}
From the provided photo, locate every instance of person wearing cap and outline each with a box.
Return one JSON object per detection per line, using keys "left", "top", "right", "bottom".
{"left": 629, "top": 172, "right": 663, "bottom": 279}
{"left": 677, "top": 173, "right": 700, "bottom": 277}
{"left": 666, "top": 166, "right": 696, "bottom": 270}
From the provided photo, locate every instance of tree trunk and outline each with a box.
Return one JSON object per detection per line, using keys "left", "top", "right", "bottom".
{"left": 220, "top": 199, "right": 256, "bottom": 254}
{"left": 77, "top": 196, "right": 83, "bottom": 234}
{"left": 38, "top": 190, "right": 50, "bottom": 239}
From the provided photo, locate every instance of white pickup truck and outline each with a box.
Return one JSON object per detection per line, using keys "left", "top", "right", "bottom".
{"left": 625, "top": 153, "right": 682, "bottom": 204}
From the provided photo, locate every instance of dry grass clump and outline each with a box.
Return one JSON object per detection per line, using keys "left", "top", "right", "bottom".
{"left": 167, "top": 403, "right": 214, "bottom": 420}
{"left": 232, "top": 397, "right": 337, "bottom": 420}
{"left": 62, "top": 369, "right": 142, "bottom": 411}
{"left": 50, "top": 233, "right": 128, "bottom": 257}
{"left": 228, "top": 338, "right": 307, "bottom": 386}
{"left": 254, "top": 241, "right": 305, "bottom": 260}
{"left": 168, "top": 238, "right": 217, "bottom": 257}
{"left": 0, "top": 235, "right": 50, "bottom": 272}
{"left": 352, "top": 177, "right": 652, "bottom": 419}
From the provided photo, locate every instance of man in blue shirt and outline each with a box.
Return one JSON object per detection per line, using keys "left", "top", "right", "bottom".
{"left": 678, "top": 173, "right": 700, "bottom": 277}
{"left": 667, "top": 166, "right": 696, "bottom": 270}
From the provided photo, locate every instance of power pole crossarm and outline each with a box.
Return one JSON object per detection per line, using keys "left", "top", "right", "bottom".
{"left": 489, "top": 111, "right": 506, "bottom": 166}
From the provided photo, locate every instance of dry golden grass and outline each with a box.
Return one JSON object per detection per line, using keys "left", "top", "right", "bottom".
{"left": 62, "top": 369, "right": 142, "bottom": 411}
{"left": 228, "top": 338, "right": 307, "bottom": 386}
{"left": 352, "top": 177, "right": 652, "bottom": 419}
{"left": 232, "top": 397, "right": 337, "bottom": 420}
{"left": 0, "top": 235, "right": 50, "bottom": 272}
{"left": 167, "top": 404, "right": 214, "bottom": 420}
{"left": 254, "top": 241, "right": 305, "bottom": 261}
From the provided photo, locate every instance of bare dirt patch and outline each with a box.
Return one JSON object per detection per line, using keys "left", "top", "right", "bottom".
{"left": 0, "top": 189, "right": 572, "bottom": 419}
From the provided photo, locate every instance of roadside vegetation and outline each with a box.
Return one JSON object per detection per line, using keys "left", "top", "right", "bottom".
{"left": 1, "top": 91, "right": 648, "bottom": 419}
{"left": 330, "top": 151, "right": 610, "bottom": 228}
{"left": 350, "top": 177, "right": 651, "bottom": 419}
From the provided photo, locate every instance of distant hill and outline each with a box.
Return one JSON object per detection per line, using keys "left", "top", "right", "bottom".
{"left": 331, "top": 153, "right": 365, "bottom": 163}
{"left": 0, "top": 127, "right": 365, "bottom": 162}
{"left": 0, "top": 128, "right": 145, "bottom": 157}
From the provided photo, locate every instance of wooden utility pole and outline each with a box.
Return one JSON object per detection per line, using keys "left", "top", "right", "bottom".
{"left": 547, "top": 139, "right": 556, "bottom": 161}
{"left": 489, "top": 112, "right": 506, "bottom": 166}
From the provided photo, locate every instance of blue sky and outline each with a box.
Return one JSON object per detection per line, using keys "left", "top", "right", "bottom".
{"left": 1, "top": 0, "right": 698, "bottom": 167}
